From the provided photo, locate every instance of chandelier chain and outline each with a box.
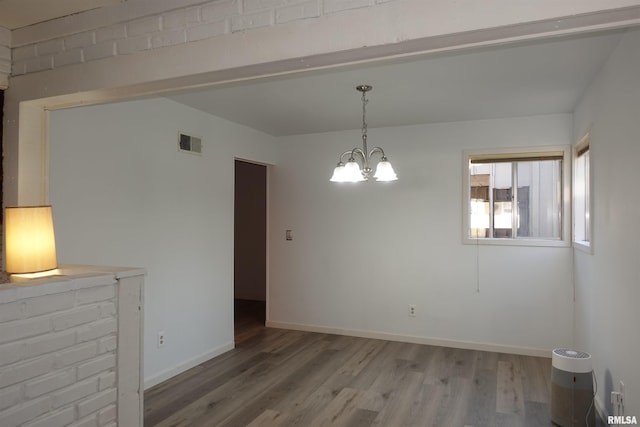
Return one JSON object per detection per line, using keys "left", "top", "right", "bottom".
{"left": 361, "top": 90, "right": 368, "bottom": 138}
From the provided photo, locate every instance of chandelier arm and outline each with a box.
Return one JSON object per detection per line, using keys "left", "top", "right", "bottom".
{"left": 338, "top": 150, "right": 354, "bottom": 163}
{"left": 350, "top": 147, "right": 366, "bottom": 163}
{"left": 368, "top": 146, "right": 386, "bottom": 160}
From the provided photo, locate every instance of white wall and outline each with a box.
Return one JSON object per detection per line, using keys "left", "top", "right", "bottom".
{"left": 49, "top": 98, "right": 277, "bottom": 387}
{"left": 573, "top": 28, "right": 640, "bottom": 416}
{"left": 269, "top": 114, "right": 574, "bottom": 354}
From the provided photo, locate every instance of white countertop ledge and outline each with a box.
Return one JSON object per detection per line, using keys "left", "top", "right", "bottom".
{"left": 0, "top": 264, "right": 146, "bottom": 303}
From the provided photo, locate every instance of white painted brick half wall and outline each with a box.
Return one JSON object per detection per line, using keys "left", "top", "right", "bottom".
{"left": 8, "top": 0, "right": 400, "bottom": 77}
{"left": 0, "top": 274, "right": 122, "bottom": 427}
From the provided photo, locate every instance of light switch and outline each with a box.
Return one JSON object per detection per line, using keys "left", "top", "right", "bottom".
{"left": 286, "top": 230, "right": 293, "bottom": 241}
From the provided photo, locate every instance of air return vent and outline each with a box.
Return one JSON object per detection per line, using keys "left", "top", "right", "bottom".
{"left": 178, "top": 132, "right": 202, "bottom": 155}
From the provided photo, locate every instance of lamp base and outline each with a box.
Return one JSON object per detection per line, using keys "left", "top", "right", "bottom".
{"left": 10, "top": 269, "right": 61, "bottom": 281}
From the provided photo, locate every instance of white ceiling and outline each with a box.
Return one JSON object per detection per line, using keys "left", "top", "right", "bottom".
{"left": 0, "top": 0, "right": 120, "bottom": 29}
{"left": 166, "top": 30, "right": 624, "bottom": 137}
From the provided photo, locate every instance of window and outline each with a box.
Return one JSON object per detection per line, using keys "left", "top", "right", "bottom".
{"left": 463, "top": 146, "right": 571, "bottom": 247}
{"left": 574, "top": 134, "right": 590, "bottom": 247}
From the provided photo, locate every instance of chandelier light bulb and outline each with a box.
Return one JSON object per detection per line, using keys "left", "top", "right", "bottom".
{"left": 330, "top": 162, "right": 347, "bottom": 182}
{"left": 344, "top": 160, "right": 365, "bottom": 182}
{"left": 373, "top": 158, "right": 398, "bottom": 181}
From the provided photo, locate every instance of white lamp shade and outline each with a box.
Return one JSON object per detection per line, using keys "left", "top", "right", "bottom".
{"left": 330, "top": 164, "right": 346, "bottom": 182}
{"left": 373, "top": 160, "right": 398, "bottom": 181}
{"left": 5, "top": 206, "right": 58, "bottom": 274}
{"left": 344, "top": 161, "right": 365, "bottom": 182}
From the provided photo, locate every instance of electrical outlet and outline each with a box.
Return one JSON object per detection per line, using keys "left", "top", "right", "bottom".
{"left": 612, "top": 391, "right": 621, "bottom": 406}
{"left": 158, "top": 331, "right": 166, "bottom": 348}
{"left": 612, "top": 389, "right": 625, "bottom": 417}
{"left": 408, "top": 304, "right": 417, "bottom": 317}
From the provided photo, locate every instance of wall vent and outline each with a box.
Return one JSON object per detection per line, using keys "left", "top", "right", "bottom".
{"left": 178, "top": 132, "right": 202, "bottom": 155}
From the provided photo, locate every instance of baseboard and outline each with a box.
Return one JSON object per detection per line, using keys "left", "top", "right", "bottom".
{"left": 143, "top": 341, "right": 235, "bottom": 390}
{"left": 266, "top": 320, "right": 551, "bottom": 358}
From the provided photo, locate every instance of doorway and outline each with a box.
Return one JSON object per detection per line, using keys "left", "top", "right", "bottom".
{"left": 234, "top": 159, "right": 267, "bottom": 344}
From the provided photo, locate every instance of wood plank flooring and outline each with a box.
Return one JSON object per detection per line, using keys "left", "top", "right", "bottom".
{"left": 144, "top": 302, "right": 577, "bottom": 426}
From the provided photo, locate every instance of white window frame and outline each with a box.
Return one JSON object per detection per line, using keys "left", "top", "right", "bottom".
{"left": 462, "top": 145, "right": 572, "bottom": 247}
{"left": 573, "top": 133, "right": 592, "bottom": 253}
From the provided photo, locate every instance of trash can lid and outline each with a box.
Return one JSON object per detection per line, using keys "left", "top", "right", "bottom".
{"left": 552, "top": 348, "right": 592, "bottom": 373}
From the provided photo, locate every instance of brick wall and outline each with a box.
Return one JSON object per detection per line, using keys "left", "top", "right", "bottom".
{"left": 10, "top": 0, "right": 397, "bottom": 76}
{"left": 0, "top": 26, "right": 9, "bottom": 87}
{"left": 0, "top": 268, "right": 143, "bottom": 427}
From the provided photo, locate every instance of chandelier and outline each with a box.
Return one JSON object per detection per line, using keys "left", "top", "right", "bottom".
{"left": 330, "top": 84, "right": 398, "bottom": 182}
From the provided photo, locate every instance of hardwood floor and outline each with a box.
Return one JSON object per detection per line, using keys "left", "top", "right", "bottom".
{"left": 234, "top": 299, "right": 266, "bottom": 346}
{"left": 144, "top": 304, "right": 586, "bottom": 426}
